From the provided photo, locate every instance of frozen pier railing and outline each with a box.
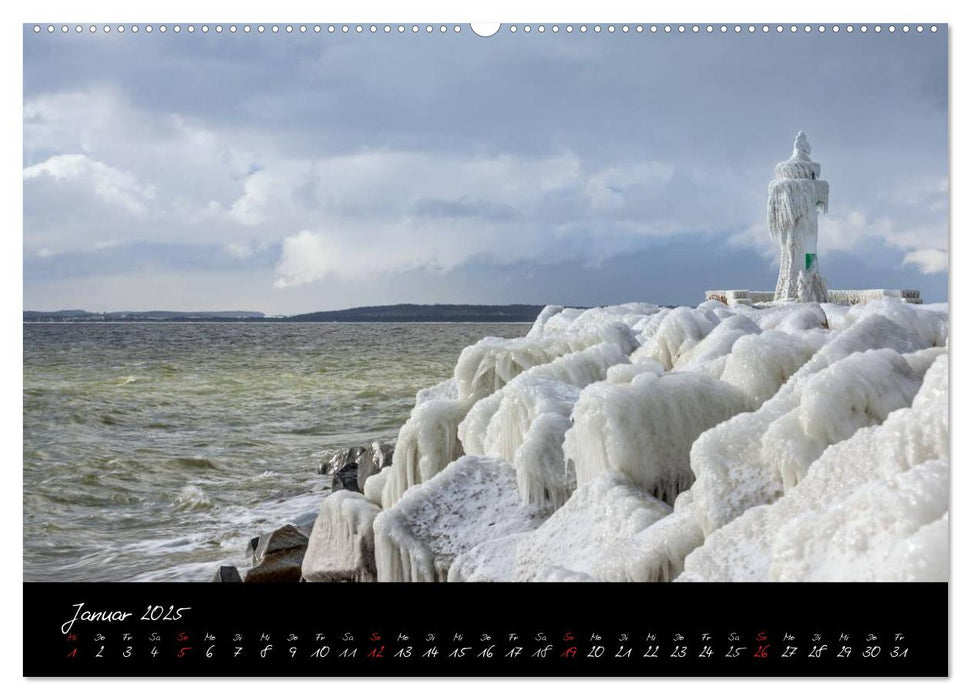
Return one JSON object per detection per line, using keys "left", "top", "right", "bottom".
{"left": 705, "top": 289, "right": 922, "bottom": 306}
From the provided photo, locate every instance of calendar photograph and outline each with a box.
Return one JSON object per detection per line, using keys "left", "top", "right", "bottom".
{"left": 21, "top": 19, "right": 949, "bottom": 677}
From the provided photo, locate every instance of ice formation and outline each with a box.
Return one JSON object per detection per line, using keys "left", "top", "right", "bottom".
{"left": 681, "top": 355, "right": 948, "bottom": 582}
{"left": 690, "top": 313, "right": 935, "bottom": 537}
{"left": 302, "top": 297, "right": 947, "bottom": 584}
{"left": 514, "top": 473, "right": 672, "bottom": 581}
{"left": 380, "top": 395, "right": 470, "bottom": 508}
{"left": 379, "top": 317, "right": 640, "bottom": 508}
{"left": 301, "top": 490, "right": 381, "bottom": 582}
{"left": 630, "top": 306, "right": 718, "bottom": 370}
{"left": 591, "top": 491, "right": 704, "bottom": 582}
{"left": 768, "top": 132, "right": 830, "bottom": 302}
{"left": 455, "top": 320, "right": 637, "bottom": 402}
{"left": 458, "top": 341, "right": 630, "bottom": 509}
{"left": 373, "top": 455, "right": 549, "bottom": 582}
{"left": 566, "top": 371, "right": 750, "bottom": 504}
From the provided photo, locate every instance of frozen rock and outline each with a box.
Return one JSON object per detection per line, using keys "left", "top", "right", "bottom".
{"left": 415, "top": 378, "right": 458, "bottom": 405}
{"left": 840, "top": 297, "right": 948, "bottom": 347}
{"left": 454, "top": 322, "right": 638, "bottom": 402}
{"left": 363, "top": 466, "right": 391, "bottom": 505}
{"left": 682, "top": 354, "right": 948, "bottom": 581}
{"left": 318, "top": 445, "right": 367, "bottom": 475}
{"left": 373, "top": 456, "right": 549, "bottom": 582}
{"left": 691, "top": 316, "right": 932, "bottom": 537}
{"left": 380, "top": 396, "right": 470, "bottom": 508}
{"left": 763, "top": 349, "right": 922, "bottom": 489}
{"left": 331, "top": 462, "right": 361, "bottom": 493}
{"left": 458, "top": 342, "right": 629, "bottom": 509}
{"left": 514, "top": 473, "right": 671, "bottom": 581}
{"left": 605, "top": 358, "right": 665, "bottom": 384}
{"left": 565, "top": 370, "right": 750, "bottom": 505}
{"left": 630, "top": 306, "right": 718, "bottom": 370}
{"left": 719, "top": 329, "right": 826, "bottom": 406}
{"left": 447, "top": 532, "right": 528, "bottom": 582}
{"left": 318, "top": 442, "right": 394, "bottom": 490}
{"left": 528, "top": 303, "right": 660, "bottom": 339}
{"left": 302, "top": 490, "right": 381, "bottom": 582}
{"left": 771, "top": 460, "right": 948, "bottom": 581}
{"left": 674, "top": 314, "right": 761, "bottom": 370}
{"left": 591, "top": 490, "right": 704, "bottom": 582}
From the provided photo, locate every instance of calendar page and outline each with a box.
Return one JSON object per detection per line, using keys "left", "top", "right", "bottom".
{"left": 21, "top": 19, "right": 949, "bottom": 678}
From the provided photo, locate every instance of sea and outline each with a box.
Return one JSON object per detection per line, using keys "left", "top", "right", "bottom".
{"left": 23, "top": 322, "right": 529, "bottom": 582}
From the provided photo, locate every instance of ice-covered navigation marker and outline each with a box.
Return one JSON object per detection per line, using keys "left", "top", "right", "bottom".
{"left": 768, "top": 131, "right": 830, "bottom": 302}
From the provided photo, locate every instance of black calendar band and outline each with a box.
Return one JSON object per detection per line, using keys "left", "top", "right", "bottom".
{"left": 23, "top": 582, "right": 947, "bottom": 677}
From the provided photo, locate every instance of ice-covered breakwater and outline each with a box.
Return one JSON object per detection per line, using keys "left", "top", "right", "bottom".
{"left": 266, "top": 298, "right": 949, "bottom": 583}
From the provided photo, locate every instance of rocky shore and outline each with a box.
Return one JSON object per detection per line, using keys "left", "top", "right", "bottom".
{"left": 213, "top": 299, "right": 949, "bottom": 584}
{"left": 214, "top": 442, "right": 394, "bottom": 583}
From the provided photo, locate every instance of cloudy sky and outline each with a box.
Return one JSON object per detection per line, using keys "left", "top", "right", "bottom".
{"left": 23, "top": 25, "right": 948, "bottom": 313}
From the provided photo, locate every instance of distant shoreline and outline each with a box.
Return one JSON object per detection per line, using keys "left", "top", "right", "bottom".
{"left": 23, "top": 303, "right": 550, "bottom": 324}
{"left": 22, "top": 320, "right": 537, "bottom": 325}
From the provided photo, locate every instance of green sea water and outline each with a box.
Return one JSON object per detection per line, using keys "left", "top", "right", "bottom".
{"left": 23, "top": 322, "right": 528, "bottom": 582}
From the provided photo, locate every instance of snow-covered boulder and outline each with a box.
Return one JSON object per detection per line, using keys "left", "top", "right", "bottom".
{"left": 565, "top": 370, "right": 750, "bottom": 505}
{"left": 373, "top": 456, "right": 549, "bottom": 582}
{"left": 674, "top": 314, "right": 761, "bottom": 370}
{"left": 762, "top": 349, "right": 922, "bottom": 489}
{"left": 630, "top": 306, "right": 718, "bottom": 369}
{"left": 682, "top": 354, "right": 948, "bottom": 581}
{"left": 454, "top": 322, "right": 637, "bottom": 402}
{"left": 301, "top": 491, "right": 381, "bottom": 582}
{"left": 447, "top": 532, "right": 528, "bottom": 582}
{"left": 381, "top": 396, "right": 471, "bottom": 508}
{"left": 514, "top": 473, "right": 671, "bottom": 581}
{"left": 690, "top": 313, "right": 934, "bottom": 536}
{"left": 591, "top": 490, "right": 704, "bottom": 582}
{"left": 458, "top": 342, "right": 630, "bottom": 509}
{"left": 719, "top": 329, "right": 826, "bottom": 406}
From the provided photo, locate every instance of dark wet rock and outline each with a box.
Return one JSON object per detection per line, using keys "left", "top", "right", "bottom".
{"left": 318, "top": 446, "right": 368, "bottom": 475}
{"left": 293, "top": 510, "right": 319, "bottom": 538}
{"left": 212, "top": 565, "right": 242, "bottom": 583}
{"left": 331, "top": 463, "right": 361, "bottom": 493}
{"left": 245, "top": 535, "right": 261, "bottom": 563}
{"left": 357, "top": 443, "right": 394, "bottom": 489}
{"left": 318, "top": 443, "right": 394, "bottom": 490}
{"left": 243, "top": 550, "right": 305, "bottom": 583}
{"left": 244, "top": 524, "right": 310, "bottom": 583}
{"left": 254, "top": 524, "right": 309, "bottom": 560}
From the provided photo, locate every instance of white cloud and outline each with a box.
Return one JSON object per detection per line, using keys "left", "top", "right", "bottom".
{"left": 23, "top": 154, "right": 155, "bottom": 216}
{"left": 903, "top": 248, "right": 949, "bottom": 275}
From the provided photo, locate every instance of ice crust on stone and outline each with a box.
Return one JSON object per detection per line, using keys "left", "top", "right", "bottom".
{"left": 718, "top": 330, "right": 826, "bottom": 406}
{"left": 458, "top": 341, "right": 630, "bottom": 509}
{"left": 373, "top": 455, "right": 549, "bottom": 582}
{"left": 302, "top": 490, "right": 381, "bottom": 582}
{"left": 591, "top": 490, "right": 704, "bottom": 582}
{"left": 514, "top": 473, "right": 672, "bottom": 581}
{"left": 762, "top": 348, "right": 923, "bottom": 490}
{"left": 447, "top": 532, "right": 528, "bottom": 582}
{"left": 630, "top": 306, "right": 719, "bottom": 369}
{"left": 566, "top": 370, "right": 750, "bottom": 505}
{"left": 381, "top": 395, "right": 470, "bottom": 508}
{"left": 305, "top": 298, "right": 947, "bottom": 584}
{"left": 455, "top": 321, "right": 638, "bottom": 402}
{"left": 681, "top": 354, "right": 948, "bottom": 582}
